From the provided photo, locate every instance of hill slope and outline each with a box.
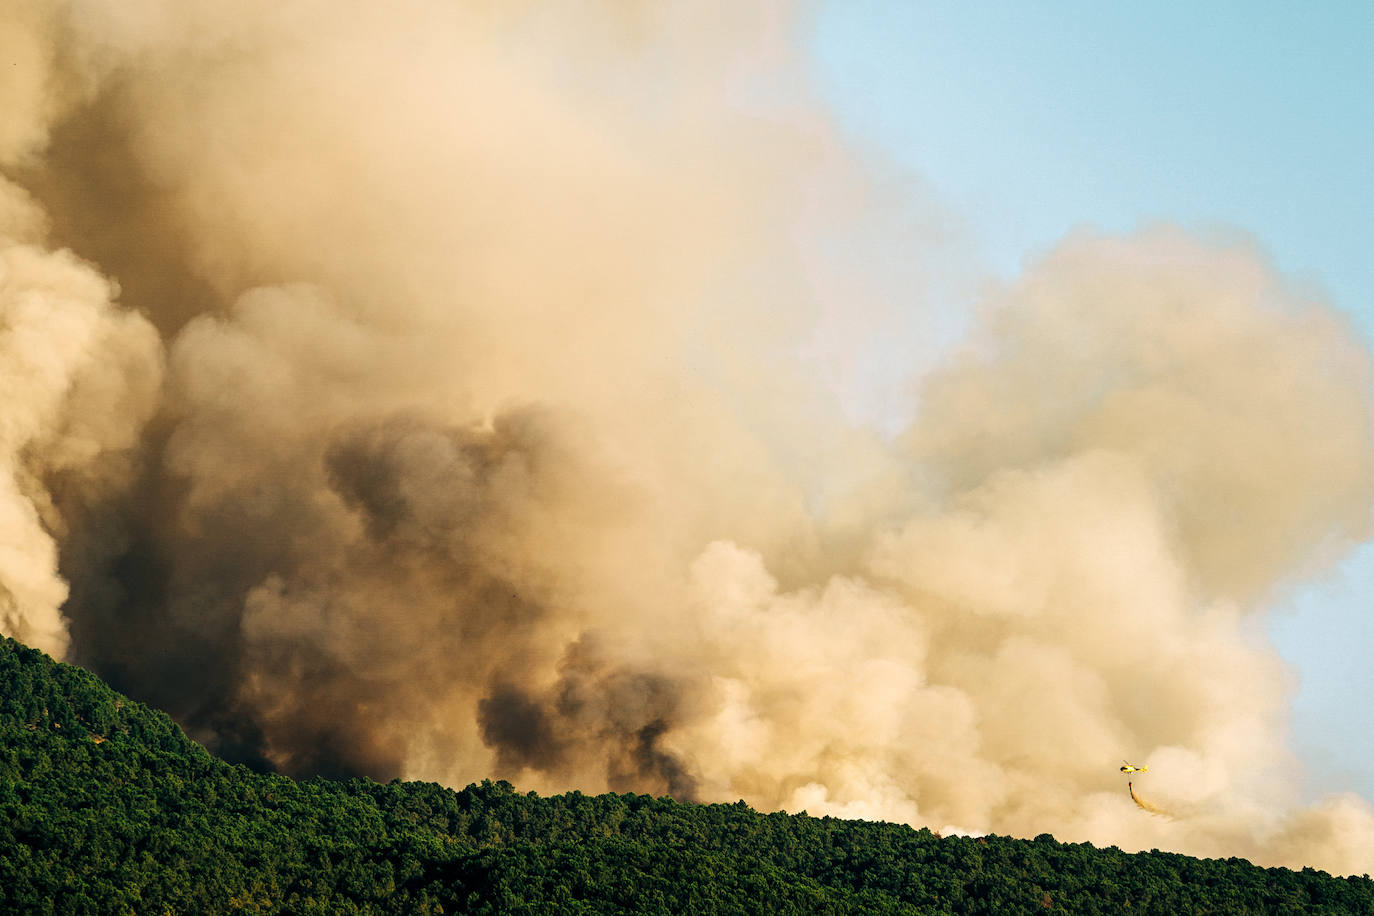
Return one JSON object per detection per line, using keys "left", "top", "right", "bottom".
{"left": 2, "top": 636, "right": 1371, "bottom": 914}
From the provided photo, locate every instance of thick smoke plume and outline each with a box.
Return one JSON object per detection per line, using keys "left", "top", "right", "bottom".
{"left": 4, "top": 0, "right": 1374, "bottom": 874}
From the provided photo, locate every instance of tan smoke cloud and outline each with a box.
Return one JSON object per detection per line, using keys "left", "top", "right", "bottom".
{"left": 0, "top": 232, "right": 162, "bottom": 657}
{"left": 0, "top": 0, "right": 68, "bottom": 168}
{"left": 3, "top": 0, "right": 1373, "bottom": 875}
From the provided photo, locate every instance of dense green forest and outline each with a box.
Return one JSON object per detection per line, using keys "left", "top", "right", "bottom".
{"left": 2, "top": 637, "right": 1372, "bottom": 914}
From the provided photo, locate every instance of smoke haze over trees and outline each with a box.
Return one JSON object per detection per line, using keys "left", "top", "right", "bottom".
{"left": 6, "top": 636, "right": 1374, "bottom": 912}
{"left": 3, "top": 0, "right": 1374, "bottom": 874}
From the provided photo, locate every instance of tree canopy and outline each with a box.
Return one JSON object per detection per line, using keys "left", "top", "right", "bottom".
{"left": 3, "top": 636, "right": 1371, "bottom": 914}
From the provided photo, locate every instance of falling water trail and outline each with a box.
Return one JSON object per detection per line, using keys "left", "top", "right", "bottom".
{"left": 1130, "top": 781, "right": 1170, "bottom": 818}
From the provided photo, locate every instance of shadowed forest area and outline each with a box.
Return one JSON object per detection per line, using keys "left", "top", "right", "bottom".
{"left": 2, "top": 637, "right": 1372, "bottom": 914}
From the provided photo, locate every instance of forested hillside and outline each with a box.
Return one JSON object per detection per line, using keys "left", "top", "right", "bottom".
{"left": 2, "top": 636, "right": 1371, "bottom": 914}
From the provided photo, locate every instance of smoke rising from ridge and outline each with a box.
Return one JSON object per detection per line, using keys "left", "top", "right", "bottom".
{"left": 4, "top": 0, "right": 1374, "bottom": 874}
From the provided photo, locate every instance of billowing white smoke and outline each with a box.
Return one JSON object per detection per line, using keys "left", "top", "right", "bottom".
{"left": 2, "top": 0, "right": 1372, "bottom": 875}
{"left": 666, "top": 230, "right": 1374, "bottom": 874}
{"left": 0, "top": 89, "right": 162, "bottom": 660}
{"left": 0, "top": 236, "right": 160, "bottom": 656}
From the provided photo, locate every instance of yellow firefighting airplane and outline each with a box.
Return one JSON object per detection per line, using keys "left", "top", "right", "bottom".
{"left": 1120, "top": 761, "right": 1148, "bottom": 774}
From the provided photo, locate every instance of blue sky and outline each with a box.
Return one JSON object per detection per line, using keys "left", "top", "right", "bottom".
{"left": 806, "top": 0, "right": 1374, "bottom": 801}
